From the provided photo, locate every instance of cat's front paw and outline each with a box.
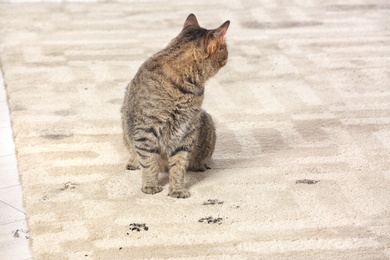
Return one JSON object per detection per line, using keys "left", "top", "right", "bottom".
{"left": 142, "top": 185, "right": 163, "bottom": 195}
{"left": 169, "top": 189, "right": 190, "bottom": 199}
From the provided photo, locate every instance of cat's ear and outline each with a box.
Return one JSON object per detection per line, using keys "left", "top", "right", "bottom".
{"left": 206, "top": 20, "right": 230, "bottom": 55}
{"left": 183, "top": 14, "right": 200, "bottom": 29}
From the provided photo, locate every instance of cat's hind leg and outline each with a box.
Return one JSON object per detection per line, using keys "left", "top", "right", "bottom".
{"left": 123, "top": 133, "right": 140, "bottom": 171}
{"left": 188, "top": 111, "right": 216, "bottom": 172}
{"left": 188, "top": 163, "right": 210, "bottom": 172}
{"left": 126, "top": 156, "right": 139, "bottom": 171}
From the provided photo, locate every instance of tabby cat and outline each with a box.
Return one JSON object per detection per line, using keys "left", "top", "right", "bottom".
{"left": 121, "top": 14, "right": 230, "bottom": 198}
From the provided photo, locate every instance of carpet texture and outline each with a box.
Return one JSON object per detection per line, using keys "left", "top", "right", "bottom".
{"left": 1, "top": 1, "right": 390, "bottom": 259}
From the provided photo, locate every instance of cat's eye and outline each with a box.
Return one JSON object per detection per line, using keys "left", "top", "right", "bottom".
{"left": 218, "top": 46, "right": 224, "bottom": 52}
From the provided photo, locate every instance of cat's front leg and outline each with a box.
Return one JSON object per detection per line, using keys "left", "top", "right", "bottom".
{"left": 168, "top": 146, "right": 191, "bottom": 198}
{"left": 138, "top": 151, "right": 163, "bottom": 195}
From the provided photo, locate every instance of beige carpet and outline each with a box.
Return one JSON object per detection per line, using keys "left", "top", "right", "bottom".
{"left": 1, "top": 1, "right": 390, "bottom": 259}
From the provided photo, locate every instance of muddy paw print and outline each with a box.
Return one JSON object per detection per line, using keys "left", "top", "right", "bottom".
{"left": 12, "top": 229, "right": 29, "bottom": 239}
{"left": 203, "top": 199, "right": 224, "bottom": 205}
{"left": 198, "top": 216, "right": 223, "bottom": 225}
{"left": 60, "top": 182, "right": 79, "bottom": 191}
{"left": 128, "top": 223, "right": 149, "bottom": 232}
{"left": 296, "top": 179, "right": 319, "bottom": 184}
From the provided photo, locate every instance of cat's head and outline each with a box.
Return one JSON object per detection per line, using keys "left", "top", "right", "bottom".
{"left": 178, "top": 14, "right": 230, "bottom": 77}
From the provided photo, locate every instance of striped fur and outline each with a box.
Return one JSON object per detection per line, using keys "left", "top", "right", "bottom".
{"left": 121, "top": 14, "right": 229, "bottom": 198}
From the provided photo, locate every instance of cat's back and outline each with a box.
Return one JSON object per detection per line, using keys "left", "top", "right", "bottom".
{"left": 128, "top": 52, "right": 166, "bottom": 95}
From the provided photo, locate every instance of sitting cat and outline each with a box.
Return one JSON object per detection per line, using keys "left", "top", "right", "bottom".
{"left": 121, "top": 14, "right": 229, "bottom": 198}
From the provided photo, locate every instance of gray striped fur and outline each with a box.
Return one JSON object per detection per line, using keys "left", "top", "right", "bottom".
{"left": 121, "top": 14, "right": 229, "bottom": 198}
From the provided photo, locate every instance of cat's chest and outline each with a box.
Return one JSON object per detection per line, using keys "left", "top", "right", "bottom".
{"left": 161, "top": 101, "right": 201, "bottom": 144}
{"left": 168, "top": 97, "right": 202, "bottom": 122}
